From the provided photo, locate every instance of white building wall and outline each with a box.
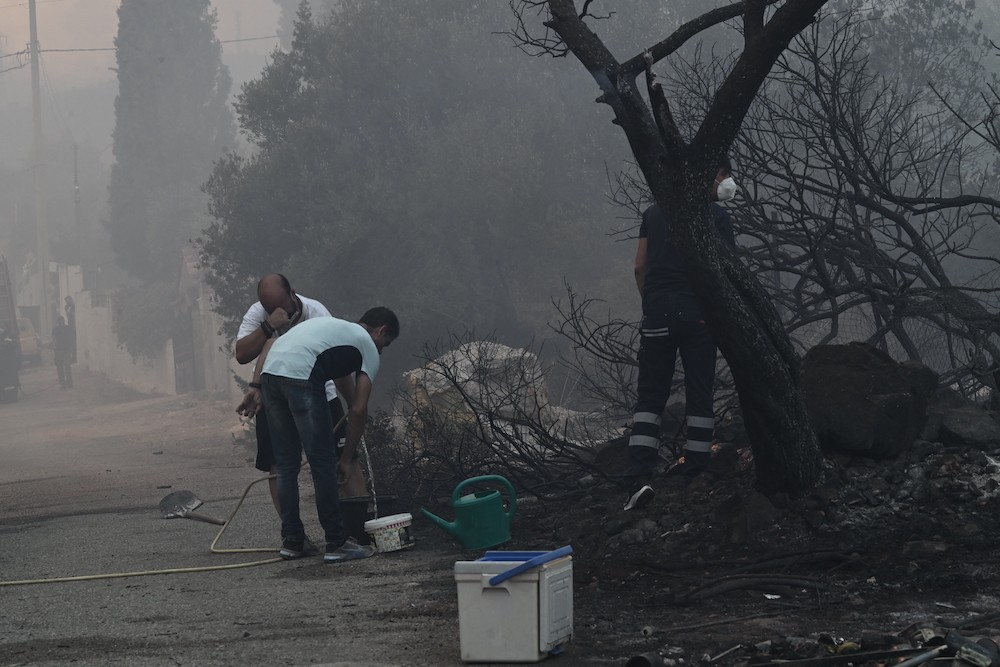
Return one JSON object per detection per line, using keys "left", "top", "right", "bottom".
{"left": 56, "top": 260, "right": 246, "bottom": 400}
{"left": 72, "top": 294, "right": 177, "bottom": 395}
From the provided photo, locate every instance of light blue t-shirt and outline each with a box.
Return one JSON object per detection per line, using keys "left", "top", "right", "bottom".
{"left": 262, "top": 317, "right": 380, "bottom": 386}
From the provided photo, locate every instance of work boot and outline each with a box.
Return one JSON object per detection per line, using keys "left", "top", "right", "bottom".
{"left": 623, "top": 484, "right": 654, "bottom": 512}
{"left": 621, "top": 446, "right": 658, "bottom": 487}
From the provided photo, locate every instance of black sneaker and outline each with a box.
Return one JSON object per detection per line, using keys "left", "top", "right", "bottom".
{"left": 279, "top": 539, "right": 307, "bottom": 560}
{"left": 623, "top": 484, "right": 654, "bottom": 511}
{"left": 302, "top": 535, "right": 320, "bottom": 557}
{"left": 324, "top": 538, "right": 376, "bottom": 563}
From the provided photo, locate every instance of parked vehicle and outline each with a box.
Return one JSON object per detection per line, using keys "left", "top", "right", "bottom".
{"left": 17, "top": 317, "right": 42, "bottom": 366}
{"left": 0, "top": 256, "right": 20, "bottom": 401}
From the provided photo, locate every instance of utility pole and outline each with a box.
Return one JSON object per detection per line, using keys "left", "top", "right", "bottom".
{"left": 0, "top": 34, "right": 7, "bottom": 100}
{"left": 235, "top": 11, "right": 242, "bottom": 53}
{"left": 73, "top": 143, "right": 82, "bottom": 264}
{"left": 29, "top": 0, "right": 51, "bottom": 340}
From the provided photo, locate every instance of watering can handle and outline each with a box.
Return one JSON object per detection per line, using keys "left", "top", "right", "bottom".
{"left": 452, "top": 475, "right": 517, "bottom": 520}
{"left": 488, "top": 545, "right": 573, "bottom": 586}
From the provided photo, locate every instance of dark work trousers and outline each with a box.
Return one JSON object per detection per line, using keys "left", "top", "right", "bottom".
{"left": 628, "top": 291, "right": 718, "bottom": 477}
{"left": 54, "top": 350, "right": 73, "bottom": 389}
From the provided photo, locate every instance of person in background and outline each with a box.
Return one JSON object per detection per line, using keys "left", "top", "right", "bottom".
{"left": 623, "top": 157, "right": 739, "bottom": 512}
{"left": 237, "top": 308, "right": 399, "bottom": 563}
{"left": 52, "top": 315, "right": 74, "bottom": 389}
{"left": 64, "top": 296, "right": 76, "bottom": 363}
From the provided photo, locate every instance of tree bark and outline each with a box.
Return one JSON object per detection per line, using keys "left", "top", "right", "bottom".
{"left": 543, "top": 0, "right": 829, "bottom": 495}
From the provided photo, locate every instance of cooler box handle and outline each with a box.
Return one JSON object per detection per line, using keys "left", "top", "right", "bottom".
{"left": 488, "top": 545, "right": 573, "bottom": 587}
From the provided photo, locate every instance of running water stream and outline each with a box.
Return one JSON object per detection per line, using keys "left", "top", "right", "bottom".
{"left": 361, "top": 438, "right": 378, "bottom": 518}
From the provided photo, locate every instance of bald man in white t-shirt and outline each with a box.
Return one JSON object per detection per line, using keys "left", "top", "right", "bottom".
{"left": 233, "top": 274, "right": 364, "bottom": 519}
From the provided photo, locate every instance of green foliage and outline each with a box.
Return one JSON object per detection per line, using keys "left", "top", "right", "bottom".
{"left": 111, "top": 282, "right": 177, "bottom": 361}
{"left": 850, "top": 0, "right": 995, "bottom": 105}
{"left": 201, "top": 0, "right": 627, "bottom": 370}
{"left": 108, "top": 0, "right": 235, "bottom": 286}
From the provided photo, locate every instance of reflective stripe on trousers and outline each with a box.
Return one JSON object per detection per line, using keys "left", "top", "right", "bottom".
{"left": 628, "top": 305, "right": 718, "bottom": 457}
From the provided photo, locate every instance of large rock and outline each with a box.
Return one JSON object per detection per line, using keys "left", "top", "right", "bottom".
{"left": 938, "top": 407, "right": 1000, "bottom": 448}
{"left": 400, "top": 341, "right": 620, "bottom": 450}
{"left": 404, "top": 341, "right": 550, "bottom": 423}
{"left": 801, "top": 343, "right": 938, "bottom": 458}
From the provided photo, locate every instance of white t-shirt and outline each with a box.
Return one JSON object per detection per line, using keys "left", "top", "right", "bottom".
{"left": 235, "top": 294, "right": 338, "bottom": 401}
{"left": 262, "top": 317, "right": 380, "bottom": 388}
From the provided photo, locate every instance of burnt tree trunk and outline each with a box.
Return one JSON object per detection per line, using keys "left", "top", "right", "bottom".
{"left": 541, "top": 0, "right": 829, "bottom": 495}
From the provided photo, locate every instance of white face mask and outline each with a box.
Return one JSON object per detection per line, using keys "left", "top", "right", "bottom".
{"left": 716, "top": 176, "right": 737, "bottom": 202}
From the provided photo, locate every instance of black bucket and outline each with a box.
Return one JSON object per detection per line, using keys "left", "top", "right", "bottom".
{"left": 340, "top": 496, "right": 396, "bottom": 545}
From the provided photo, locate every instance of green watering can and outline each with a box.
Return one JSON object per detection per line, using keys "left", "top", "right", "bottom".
{"left": 420, "top": 475, "right": 517, "bottom": 550}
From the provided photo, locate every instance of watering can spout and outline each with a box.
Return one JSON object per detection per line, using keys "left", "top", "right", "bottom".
{"left": 420, "top": 507, "right": 460, "bottom": 538}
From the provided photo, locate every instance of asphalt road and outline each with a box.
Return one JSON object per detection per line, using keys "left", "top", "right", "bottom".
{"left": 0, "top": 364, "right": 532, "bottom": 666}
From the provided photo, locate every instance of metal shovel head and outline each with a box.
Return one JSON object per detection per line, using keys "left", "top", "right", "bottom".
{"left": 158, "top": 490, "right": 225, "bottom": 525}
{"left": 159, "top": 490, "right": 204, "bottom": 519}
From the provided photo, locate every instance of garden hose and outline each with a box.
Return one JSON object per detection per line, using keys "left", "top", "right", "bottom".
{"left": 0, "top": 474, "right": 283, "bottom": 587}
{"left": 210, "top": 474, "right": 279, "bottom": 554}
{"left": 2, "top": 415, "right": 359, "bottom": 586}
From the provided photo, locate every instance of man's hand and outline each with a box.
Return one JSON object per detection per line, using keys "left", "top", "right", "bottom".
{"left": 236, "top": 387, "right": 262, "bottom": 417}
{"left": 337, "top": 459, "right": 355, "bottom": 486}
{"left": 266, "top": 308, "right": 293, "bottom": 333}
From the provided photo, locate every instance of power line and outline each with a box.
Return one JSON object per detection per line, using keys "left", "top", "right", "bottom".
{"left": 0, "top": 48, "right": 28, "bottom": 60}
{"left": 40, "top": 47, "right": 115, "bottom": 53}
{"left": 34, "top": 35, "right": 279, "bottom": 55}
{"left": 1, "top": 36, "right": 276, "bottom": 58}
{"left": 221, "top": 35, "right": 279, "bottom": 45}
{"left": 0, "top": 35, "right": 280, "bottom": 76}
{"left": 0, "top": 0, "right": 65, "bottom": 10}
{"left": 40, "top": 51, "right": 74, "bottom": 143}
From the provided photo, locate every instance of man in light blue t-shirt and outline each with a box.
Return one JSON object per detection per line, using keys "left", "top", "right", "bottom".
{"left": 237, "top": 307, "right": 399, "bottom": 563}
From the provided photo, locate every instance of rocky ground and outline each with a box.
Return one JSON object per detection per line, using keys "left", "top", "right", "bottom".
{"left": 505, "top": 432, "right": 1000, "bottom": 665}
{"left": 2, "top": 363, "right": 999, "bottom": 666}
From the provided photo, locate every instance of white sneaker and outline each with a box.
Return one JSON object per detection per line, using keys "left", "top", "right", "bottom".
{"left": 623, "top": 485, "right": 654, "bottom": 511}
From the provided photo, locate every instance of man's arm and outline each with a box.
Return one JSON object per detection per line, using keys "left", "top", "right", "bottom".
{"left": 235, "top": 328, "right": 269, "bottom": 365}
{"left": 251, "top": 337, "right": 276, "bottom": 385}
{"left": 718, "top": 213, "right": 736, "bottom": 249}
{"left": 234, "top": 303, "right": 293, "bottom": 364}
{"left": 634, "top": 237, "right": 648, "bottom": 297}
{"left": 333, "top": 372, "right": 372, "bottom": 483}
{"left": 236, "top": 337, "right": 276, "bottom": 417}
{"left": 712, "top": 203, "right": 737, "bottom": 249}
{"left": 335, "top": 373, "right": 357, "bottom": 409}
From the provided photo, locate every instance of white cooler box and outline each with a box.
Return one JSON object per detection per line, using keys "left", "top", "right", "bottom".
{"left": 453, "top": 547, "right": 573, "bottom": 663}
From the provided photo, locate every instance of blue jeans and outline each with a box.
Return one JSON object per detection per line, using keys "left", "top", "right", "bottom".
{"left": 261, "top": 374, "right": 346, "bottom": 548}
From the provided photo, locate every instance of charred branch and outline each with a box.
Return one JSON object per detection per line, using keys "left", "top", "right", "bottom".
{"left": 645, "top": 53, "right": 685, "bottom": 159}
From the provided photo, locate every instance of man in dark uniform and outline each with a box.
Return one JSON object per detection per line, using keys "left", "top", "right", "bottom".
{"left": 53, "top": 315, "right": 74, "bottom": 389}
{"left": 64, "top": 296, "right": 77, "bottom": 363}
{"left": 624, "top": 158, "right": 738, "bottom": 511}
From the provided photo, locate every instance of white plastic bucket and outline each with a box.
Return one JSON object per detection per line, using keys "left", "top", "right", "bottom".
{"left": 364, "top": 513, "right": 415, "bottom": 553}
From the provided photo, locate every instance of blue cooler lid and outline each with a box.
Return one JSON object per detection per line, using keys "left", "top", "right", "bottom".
{"left": 478, "top": 551, "right": 550, "bottom": 561}
{"left": 479, "top": 546, "right": 573, "bottom": 586}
